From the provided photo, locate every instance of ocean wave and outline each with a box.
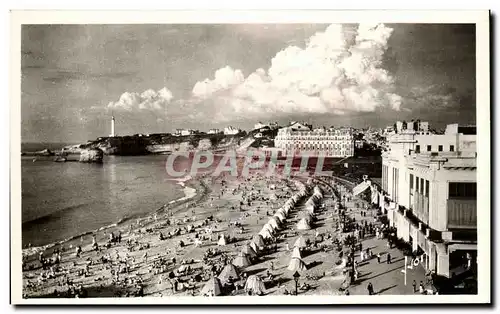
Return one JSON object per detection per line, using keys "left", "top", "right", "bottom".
{"left": 22, "top": 203, "right": 88, "bottom": 226}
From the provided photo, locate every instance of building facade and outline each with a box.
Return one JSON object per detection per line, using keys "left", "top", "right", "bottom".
{"left": 223, "top": 126, "right": 241, "bottom": 135}
{"left": 274, "top": 124, "right": 354, "bottom": 158}
{"left": 381, "top": 123, "right": 477, "bottom": 278}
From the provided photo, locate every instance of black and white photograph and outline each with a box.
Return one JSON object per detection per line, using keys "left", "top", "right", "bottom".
{"left": 9, "top": 10, "right": 491, "bottom": 305}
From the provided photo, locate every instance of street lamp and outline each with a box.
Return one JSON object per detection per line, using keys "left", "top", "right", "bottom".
{"left": 293, "top": 271, "right": 300, "bottom": 295}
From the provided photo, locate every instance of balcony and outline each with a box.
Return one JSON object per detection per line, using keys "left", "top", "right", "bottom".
{"left": 447, "top": 199, "right": 477, "bottom": 229}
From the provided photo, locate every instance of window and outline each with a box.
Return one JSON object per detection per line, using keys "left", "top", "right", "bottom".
{"left": 420, "top": 178, "right": 424, "bottom": 194}
{"left": 415, "top": 145, "right": 420, "bottom": 153}
{"left": 427, "top": 145, "right": 432, "bottom": 152}
{"left": 449, "top": 182, "right": 477, "bottom": 198}
{"left": 438, "top": 145, "right": 443, "bottom": 152}
{"left": 425, "top": 180, "right": 429, "bottom": 197}
{"left": 450, "top": 145, "right": 455, "bottom": 152}
{"left": 410, "top": 174, "right": 414, "bottom": 190}
{"left": 416, "top": 176, "right": 419, "bottom": 191}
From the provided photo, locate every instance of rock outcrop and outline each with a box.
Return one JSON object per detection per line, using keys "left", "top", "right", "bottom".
{"left": 79, "top": 148, "right": 104, "bottom": 163}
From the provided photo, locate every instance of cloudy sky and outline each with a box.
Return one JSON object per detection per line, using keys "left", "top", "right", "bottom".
{"left": 21, "top": 23, "right": 476, "bottom": 143}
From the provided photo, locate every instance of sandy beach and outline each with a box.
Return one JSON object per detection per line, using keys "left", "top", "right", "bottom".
{"left": 22, "top": 170, "right": 381, "bottom": 298}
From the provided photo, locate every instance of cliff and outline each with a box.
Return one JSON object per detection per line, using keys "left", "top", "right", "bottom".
{"left": 79, "top": 133, "right": 249, "bottom": 156}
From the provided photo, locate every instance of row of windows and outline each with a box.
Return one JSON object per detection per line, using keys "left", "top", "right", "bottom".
{"left": 449, "top": 182, "right": 477, "bottom": 198}
{"left": 415, "top": 144, "right": 455, "bottom": 153}
{"left": 410, "top": 173, "right": 429, "bottom": 197}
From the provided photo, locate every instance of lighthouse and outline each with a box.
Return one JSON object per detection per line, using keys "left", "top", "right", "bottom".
{"left": 110, "top": 115, "right": 116, "bottom": 137}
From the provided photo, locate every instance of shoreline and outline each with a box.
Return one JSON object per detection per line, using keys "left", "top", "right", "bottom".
{"left": 22, "top": 175, "right": 208, "bottom": 259}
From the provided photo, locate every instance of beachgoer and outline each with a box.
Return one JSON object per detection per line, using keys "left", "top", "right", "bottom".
{"left": 412, "top": 280, "right": 417, "bottom": 293}
{"left": 377, "top": 253, "right": 381, "bottom": 264}
{"left": 387, "top": 253, "right": 391, "bottom": 264}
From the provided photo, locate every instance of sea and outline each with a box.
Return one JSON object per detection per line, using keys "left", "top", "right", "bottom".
{"left": 20, "top": 143, "right": 188, "bottom": 248}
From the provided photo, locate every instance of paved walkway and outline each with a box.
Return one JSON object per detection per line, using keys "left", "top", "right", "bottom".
{"left": 341, "top": 199, "right": 429, "bottom": 295}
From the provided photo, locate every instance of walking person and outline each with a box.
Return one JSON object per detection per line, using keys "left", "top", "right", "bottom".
{"left": 367, "top": 282, "right": 374, "bottom": 295}
{"left": 419, "top": 281, "right": 425, "bottom": 294}
{"left": 387, "top": 253, "right": 392, "bottom": 264}
{"left": 412, "top": 280, "right": 417, "bottom": 293}
{"left": 377, "top": 253, "right": 381, "bottom": 264}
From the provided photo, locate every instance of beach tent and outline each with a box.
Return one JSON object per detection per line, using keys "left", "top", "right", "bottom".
{"left": 218, "top": 234, "right": 228, "bottom": 246}
{"left": 294, "top": 236, "right": 307, "bottom": 249}
{"left": 296, "top": 218, "right": 312, "bottom": 230}
{"left": 273, "top": 213, "right": 285, "bottom": 224}
{"left": 268, "top": 218, "right": 281, "bottom": 230}
{"left": 292, "top": 194, "right": 301, "bottom": 203}
{"left": 199, "top": 277, "right": 223, "bottom": 296}
{"left": 241, "top": 244, "right": 258, "bottom": 260}
{"left": 287, "top": 257, "right": 307, "bottom": 272}
{"left": 277, "top": 207, "right": 287, "bottom": 217}
{"left": 252, "top": 234, "right": 265, "bottom": 247}
{"left": 244, "top": 275, "right": 266, "bottom": 295}
{"left": 218, "top": 263, "right": 240, "bottom": 284}
{"left": 298, "top": 212, "right": 314, "bottom": 224}
{"left": 305, "top": 204, "right": 315, "bottom": 215}
{"left": 285, "top": 199, "right": 295, "bottom": 208}
{"left": 232, "top": 252, "right": 252, "bottom": 268}
{"left": 262, "top": 223, "right": 276, "bottom": 234}
{"left": 291, "top": 246, "right": 303, "bottom": 259}
{"left": 249, "top": 241, "right": 261, "bottom": 254}
{"left": 259, "top": 228, "right": 273, "bottom": 240}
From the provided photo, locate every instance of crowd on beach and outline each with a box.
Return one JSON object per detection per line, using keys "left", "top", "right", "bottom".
{"left": 22, "top": 171, "right": 435, "bottom": 298}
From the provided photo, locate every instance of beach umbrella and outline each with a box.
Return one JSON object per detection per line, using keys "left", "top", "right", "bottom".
{"left": 287, "top": 257, "right": 307, "bottom": 272}
{"left": 218, "top": 263, "right": 240, "bottom": 284}
{"left": 232, "top": 252, "right": 252, "bottom": 268}
{"left": 244, "top": 275, "right": 266, "bottom": 295}
{"left": 291, "top": 246, "right": 302, "bottom": 259}
{"left": 252, "top": 234, "right": 265, "bottom": 247}
{"left": 294, "top": 235, "right": 307, "bottom": 249}
{"left": 199, "top": 277, "right": 222, "bottom": 296}
{"left": 249, "top": 241, "right": 261, "bottom": 255}
{"left": 241, "top": 244, "right": 258, "bottom": 260}
{"left": 218, "top": 234, "right": 228, "bottom": 246}
{"left": 296, "top": 218, "right": 312, "bottom": 231}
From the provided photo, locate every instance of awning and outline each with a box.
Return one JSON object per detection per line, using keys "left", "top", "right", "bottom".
{"left": 448, "top": 243, "right": 477, "bottom": 253}
{"left": 352, "top": 181, "right": 370, "bottom": 196}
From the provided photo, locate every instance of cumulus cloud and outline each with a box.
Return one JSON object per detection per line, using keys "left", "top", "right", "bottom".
{"left": 190, "top": 23, "right": 402, "bottom": 121}
{"left": 107, "top": 87, "right": 173, "bottom": 112}
{"left": 192, "top": 66, "right": 244, "bottom": 99}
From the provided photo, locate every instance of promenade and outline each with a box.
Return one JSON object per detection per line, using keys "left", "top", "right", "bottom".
{"left": 338, "top": 199, "right": 429, "bottom": 296}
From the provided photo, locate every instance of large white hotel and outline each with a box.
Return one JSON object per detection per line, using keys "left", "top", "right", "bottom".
{"left": 370, "top": 120, "right": 477, "bottom": 279}
{"left": 274, "top": 122, "right": 355, "bottom": 158}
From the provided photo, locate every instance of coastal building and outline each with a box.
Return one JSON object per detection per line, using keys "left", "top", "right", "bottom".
{"left": 380, "top": 122, "right": 477, "bottom": 278}
{"left": 254, "top": 121, "right": 279, "bottom": 131}
{"left": 207, "top": 128, "right": 221, "bottom": 135}
{"left": 254, "top": 122, "right": 268, "bottom": 130}
{"left": 174, "top": 129, "right": 196, "bottom": 136}
{"left": 274, "top": 124, "right": 354, "bottom": 158}
{"left": 223, "top": 126, "right": 241, "bottom": 135}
